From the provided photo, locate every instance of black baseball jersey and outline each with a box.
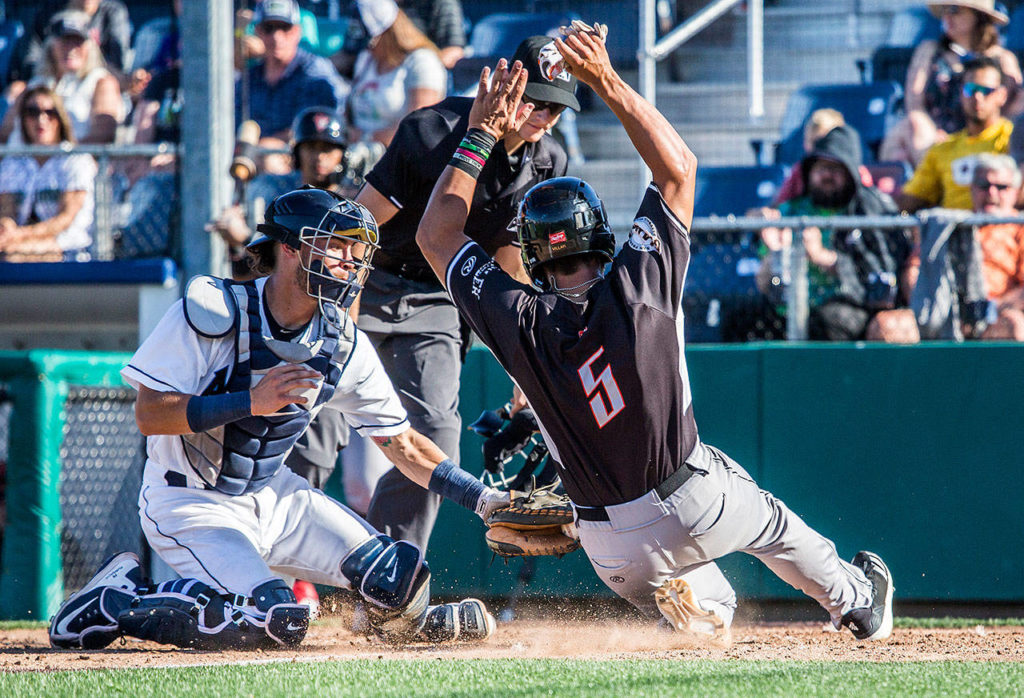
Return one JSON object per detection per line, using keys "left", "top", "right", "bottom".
{"left": 446, "top": 185, "right": 698, "bottom": 507}
{"left": 365, "top": 97, "right": 567, "bottom": 274}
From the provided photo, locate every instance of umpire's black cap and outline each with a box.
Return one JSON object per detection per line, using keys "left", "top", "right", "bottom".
{"left": 513, "top": 36, "right": 581, "bottom": 112}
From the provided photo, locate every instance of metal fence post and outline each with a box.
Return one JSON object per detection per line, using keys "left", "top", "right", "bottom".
{"left": 93, "top": 154, "right": 113, "bottom": 261}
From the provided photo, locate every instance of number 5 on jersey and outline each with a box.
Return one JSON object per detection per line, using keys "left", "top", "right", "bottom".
{"left": 578, "top": 347, "right": 624, "bottom": 428}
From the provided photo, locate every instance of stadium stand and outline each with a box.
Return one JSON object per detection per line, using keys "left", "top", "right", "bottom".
{"left": 0, "top": 18, "right": 23, "bottom": 89}
{"left": 128, "top": 15, "right": 173, "bottom": 72}
{"left": 774, "top": 81, "right": 903, "bottom": 165}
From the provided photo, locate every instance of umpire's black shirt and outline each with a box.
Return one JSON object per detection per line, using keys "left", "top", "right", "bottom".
{"left": 446, "top": 185, "right": 699, "bottom": 507}
{"left": 365, "top": 97, "right": 568, "bottom": 279}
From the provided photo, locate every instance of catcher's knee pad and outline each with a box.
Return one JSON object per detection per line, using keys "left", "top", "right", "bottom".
{"left": 341, "top": 535, "right": 430, "bottom": 643}
{"left": 49, "top": 586, "right": 136, "bottom": 650}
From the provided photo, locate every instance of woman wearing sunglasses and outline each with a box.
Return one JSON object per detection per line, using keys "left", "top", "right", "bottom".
{"left": 879, "top": 0, "right": 1022, "bottom": 166}
{"left": 0, "top": 85, "right": 97, "bottom": 262}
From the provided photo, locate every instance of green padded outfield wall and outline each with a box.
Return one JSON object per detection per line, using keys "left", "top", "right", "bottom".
{"left": 426, "top": 343, "right": 1024, "bottom": 603}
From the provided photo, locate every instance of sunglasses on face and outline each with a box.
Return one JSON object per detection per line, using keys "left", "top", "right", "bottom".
{"left": 24, "top": 106, "right": 59, "bottom": 119}
{"left": 974, "top": 180, "right": 1015, "bottom": 191}
{"left": 962, "top": 82, "right": 999, "bottom": 98}
{"left": 524, "top": 98, "right": 566, "bottom": 116}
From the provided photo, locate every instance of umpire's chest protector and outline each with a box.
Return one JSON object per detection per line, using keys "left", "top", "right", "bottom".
{"left": 181, "top": 276, "right": 351, "bottom": 495}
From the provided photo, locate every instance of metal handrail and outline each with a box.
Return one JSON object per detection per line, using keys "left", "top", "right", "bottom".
{"left": 687, "top": 211, "right": 1024, "bottom": 340}
{"left": 0, "top": 143, "right": 179, "bottom": 261}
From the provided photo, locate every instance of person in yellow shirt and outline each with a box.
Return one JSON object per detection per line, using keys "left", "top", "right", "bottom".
{"left": 897, "top": 56, "right": 1013, "bottom": 212}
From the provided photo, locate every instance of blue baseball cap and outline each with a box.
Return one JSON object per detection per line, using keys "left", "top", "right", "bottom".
{"left": 254, "top": 0, "right": 301, "bottom": 27}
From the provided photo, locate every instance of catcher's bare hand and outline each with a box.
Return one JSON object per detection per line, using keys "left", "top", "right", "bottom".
{"left": 554, "top": 24, "right": 612, "bottom": 88}
{"left": 469, "top": 59, "right": 533, "bottom": 141}
{"left": 250, "top": 364, "right": 320, "bottom": 415}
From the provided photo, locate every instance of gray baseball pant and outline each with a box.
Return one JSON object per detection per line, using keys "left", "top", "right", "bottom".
{"left": 359, "top": 268, "right": 463, "bottom": 553}
{"left": 576, "top": 441, "right": 873, "bottom": 627}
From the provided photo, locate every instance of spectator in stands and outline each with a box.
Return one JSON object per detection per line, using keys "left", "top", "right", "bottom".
{"left": 236, "top": 0, "right": 349, "bottom": 172}
{"left": 897, "top": 56, "right": 1013, "bottom": 212}
{"left": 879, "top": 0, "right": 1021, "bottom": 166}
{"left": 127, "top": 0, "right": 181, "bottom": 104}
{"left": 1, "top": 10, "right": 123, "bottom": 145}
{"left": 754, "top": 124, "right": 914, "bottom": 341}
{"left": 0, "top": 85, "right": 96, "bottom": 262}
{"left": 397, "top": 0, "right": 466, "bottom": 68}
{"left": 774, "top": 108, "right": 874, "bottom": 205}
{"left": 967, "top": 153, "right": 1024, "bottom": 339}
{"left": 209, "top": 106, "right": 371, "bottom": 279}
{"left": 21, "top": 0, "right": 132, "bottom": 80}
{"left": 347, "top": 0, "right": 447, "bottom": 148}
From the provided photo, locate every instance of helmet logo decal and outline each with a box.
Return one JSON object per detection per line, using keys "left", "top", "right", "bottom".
{"left": 549, "top": 230, "right": 567, "bottom": 244}
{"left": 461, "top": 256, "right": 477, "bottom": 276}
{"left": 313, "top": 113, "right": 330, "bottom": 133}
{"left": 628, "top": 217, "right": 661, "bottom": 253}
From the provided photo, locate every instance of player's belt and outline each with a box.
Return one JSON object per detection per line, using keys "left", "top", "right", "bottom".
{"left": 574, "top": 463, "right": 696, "bottom": 522}
{"left": 373, "top": 253, "right": 441, "bottom": 285}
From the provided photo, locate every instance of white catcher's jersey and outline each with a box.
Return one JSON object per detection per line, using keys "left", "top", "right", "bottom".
{"left": 122, "top": 277, "right": 409, "bottom": 489}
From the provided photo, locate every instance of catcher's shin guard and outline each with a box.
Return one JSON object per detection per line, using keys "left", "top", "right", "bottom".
{"left": 341, "top": 534, "right": 430, "bottom": 643}
{"left": 118, "top": 578, "right": 309, "bottom": 649}
{"left": 655, "top": 579, "right": 729, "bottom": 642}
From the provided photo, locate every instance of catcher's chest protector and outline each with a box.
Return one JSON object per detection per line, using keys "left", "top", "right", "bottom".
{"left": 181, "top": 279, "right": 349, "bottom": 495}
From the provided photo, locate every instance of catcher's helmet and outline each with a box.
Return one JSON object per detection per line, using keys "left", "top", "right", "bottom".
{"left": 250, "top": 187, "right": 379, "bottom": 322}
{"left": 517, "top": 177, "right": 615, "bottom": 287}
{"left": 291, "top": 107, "right": 347, "bottom": 160}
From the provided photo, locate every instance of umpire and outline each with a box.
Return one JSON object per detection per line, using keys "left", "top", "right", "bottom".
{"left": 354, "top": 36, "right": 577, "bottom": 551}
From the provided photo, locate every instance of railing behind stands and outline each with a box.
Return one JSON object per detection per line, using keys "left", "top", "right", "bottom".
{"left": 0, "top": 143, "right": 178, "bottom": 261}
{"left": 689, "top": 211, "right": 1024, "bottom": 341}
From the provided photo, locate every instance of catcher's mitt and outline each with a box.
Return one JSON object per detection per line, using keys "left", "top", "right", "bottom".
{"left": 485, "top": 480, "right": 580, "bottom": 558}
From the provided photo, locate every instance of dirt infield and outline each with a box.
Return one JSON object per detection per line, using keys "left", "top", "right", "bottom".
{"left": 3, "top": 617, "right": 1023, "bottom": 672}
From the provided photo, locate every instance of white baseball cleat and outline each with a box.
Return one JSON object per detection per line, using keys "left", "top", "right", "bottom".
{"left": 49, "top": 551, "right": 145, "bottom": 649}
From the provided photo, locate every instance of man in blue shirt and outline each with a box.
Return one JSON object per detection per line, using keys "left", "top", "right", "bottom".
{"left": 236, "top": 0, "right": 349, "bottom": 157}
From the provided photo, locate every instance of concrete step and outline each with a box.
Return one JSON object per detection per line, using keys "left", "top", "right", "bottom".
{"left": 574, "top": 119, "right": 779, "bottom": 168}
{"left": 668, "top": 45, "right": 871, "bottom": 84}
{"left": 652, "top": 81, "right": 796, "bottom": 126}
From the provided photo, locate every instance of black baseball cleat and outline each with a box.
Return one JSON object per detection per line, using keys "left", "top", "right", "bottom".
{"left": 49, "top": 551, "right": 147, "bottom": 649}
{"left": 841, "top": 551, "right": 894, "bottom": 641}
{"left": 417, "top": 599, "right": 496, "bottom": 643}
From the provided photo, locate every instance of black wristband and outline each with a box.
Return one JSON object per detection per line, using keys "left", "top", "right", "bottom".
{"left": 449, "top": 128, "right": 498, "bottom": 179}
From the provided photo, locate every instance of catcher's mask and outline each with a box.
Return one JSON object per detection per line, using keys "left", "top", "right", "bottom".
{"left": 250, "top": 187, "right": 379, "bottom": 326}
{"left": 517, "top": 177, "right": 615, "bottom": 290}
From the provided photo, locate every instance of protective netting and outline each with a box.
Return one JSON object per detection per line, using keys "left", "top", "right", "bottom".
{"left": 58, "top": 387, "right": 144, "bottom": 593}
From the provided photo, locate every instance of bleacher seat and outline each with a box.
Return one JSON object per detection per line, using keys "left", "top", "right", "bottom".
{"left": 129, "top": 16, "right": 173, "bottom": 72}
{"left": 868, "top": 7, "right": 942, "bottom": 87}
{"left": 0, "top": 19, "right": 24, "bottom": 88}
{"left": 115, "top": 172, "right": 178, "bottom": 259}
{"left": 450, "top": 12, "right": 580, "bottom": 93}
{"left": 683, "top": 236, "right": 764, "bottom": 344}
{"left": 694, "top": 165, "right": 787, "bottom": 218}
{"left": 864, "top": 160, "right": 914, "bottom": 196}
{"left": 883, "top": 6, "right": 942, "bottom": 47}
{"left": 315, "top": 17, "right": 348, "bottom": 57}
{"left": 775, "top": 81, "right": 903, "bottom": 165}
{"left": 1004, "top": 6, "right": 1024, "bottom": 65}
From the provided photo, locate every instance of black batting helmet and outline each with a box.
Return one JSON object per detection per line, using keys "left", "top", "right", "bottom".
{"left": 291, "top": 107, "right": 347, "bottom": 161}
{"left": 517, "top": 177, "right": 615, "bottom": 286}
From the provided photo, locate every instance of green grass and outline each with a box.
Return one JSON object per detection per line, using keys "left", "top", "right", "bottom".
{"left": 895, "top": 617, "right": 1024, "bottom": 629}
{"left": 3, "top": 659, "right": 1024, "bottom": 697}
{"left": 0, "top": 620, "right": 48, "bottom": 630}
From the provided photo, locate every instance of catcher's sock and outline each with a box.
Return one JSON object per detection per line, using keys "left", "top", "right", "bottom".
{"left": 292, "top": 580, "right": 320, "bottom": 620}
{"left": 428, "top": 459, "right": 485, "bottom": 511}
